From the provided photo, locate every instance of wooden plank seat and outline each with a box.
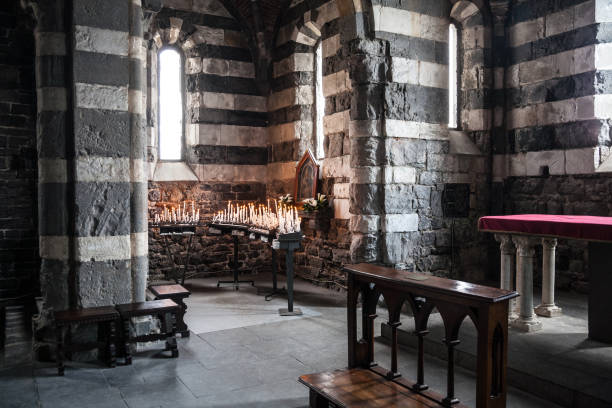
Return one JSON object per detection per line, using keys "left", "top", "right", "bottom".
{"left": 115, "top": 299, "right": 179, "bottom": 365}
{"left": 149, "top": 284, "right": 191, "bottom": 337}
{"left": 299, "top": 263, "right": 518, "bottom": 408}
{"left": 54, "top": 306, "right": 120, "bottom": 376}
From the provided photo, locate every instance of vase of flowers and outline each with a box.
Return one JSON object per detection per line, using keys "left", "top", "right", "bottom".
{"left": 300, "top": 194, "right": 332, "bottom": 230}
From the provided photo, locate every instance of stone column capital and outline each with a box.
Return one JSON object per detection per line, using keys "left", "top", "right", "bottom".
{"left": 512, "top": 235, "right": 536, "bottom": 256}
{"left": 541, "top": 238, "right": 558, "bottom": 249}
{"left": 494, "top": 234, "right": 515, "bottom": 254}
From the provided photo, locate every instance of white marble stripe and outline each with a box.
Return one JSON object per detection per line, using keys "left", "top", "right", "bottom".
{"left": 74, "top": 25, "right": 129, "bottom": 56}
{"left": 75, "top": 157, "right": 130, "bottom": 182}
{"left": 384, "top": 119, "right": 449, "bottom": 140}
{"left": 128, "top": 89, "right": 144, "bottom": 114}
{"left": 492, "top": 147, "right": 599, "bottom": 178}
{"left": 273, "top": 53, "right": 314, "bottom": 78}
{"left": 193, "top": 91, "right": 267, "bottom": 112}
{"left": 323, "top": 110, "right": 349, "bottom": 134}
{"left": 322, "top": 34, "right": 340, "bottom": 58}
{"left": 128, "top": 36, "right": 146, "bottom": 61}
{"left": 390, "top": 58, "right": 448, "bottom": 89}
{"left": 268, "top": 121, "right": 312, "bottom": 144}
{"left": 323, "top": 70, "right": 352, "bottom": 97}
{"left": 131, "top": 158, "right": 148, "bottom": 183}
{"left": 267, "top": 86, "right": 313, "bottom": 112}
{"left": 35, "top": 32, "right": 66, "bottom": 56}
{"left": 37, "top": 87, "right": 67, "bottom": 112}
{"left": 38, "top": 159, "right": 67, "bottom": 184}
{"left": 76, "top": 235, "right": 131, "bottom": 262}
{"left": 130, "top": 232, "right": 148, "bottom": 257}
{"left": 75, "top": 83, "right": 128, "bottom": 111}
{"left": 266, "top": 161, "right": 296, "bottom": 181}
{"left": 372, "top": 5, "right": 448, "bottom": 43}
{"left": 39, "top": 235, "right": 69, "bottom": 260}
{"left": 193, "top": 123, "right": 268, "bottom": 146}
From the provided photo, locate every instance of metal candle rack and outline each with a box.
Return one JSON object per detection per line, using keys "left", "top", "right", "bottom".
{"left": 150, "top": 223, "right": 197, "bottom": 285}
{"left": 209, "top": 223, "right": 304, "bottom": 316}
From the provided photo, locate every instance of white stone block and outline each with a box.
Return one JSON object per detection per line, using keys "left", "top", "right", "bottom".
{"left": 186, "top": 57, "right": 202, "bottom": 74}
{"left": 372, "top": 5, "right": 420, "bottom": 38}
{"left": 384, "top": 166, "right": 416, "bottom": 184}
{"left": 545, "top": 7, "right": 574, "bottom": 37}
{"left": 595, "top": 43, "right": 612, "bottom": 69}
{"left": 228, "top": 61, "right": 255, "bottom": 78}
{"left": 266, "top": 161, "right": 296, "bottom": 181}
{"left": 75, "top": 83, "right": 128, "bottom": 111}
{"left": 350, "top": 215, "right": 380, "bottom": 233}
{"left": 197, "top": 123, "right": 221, "bottom": 145}
{"left": 508, "top": 18, "right": 544, "bottom": 47}
{"left": 351, "top": 166, "right": 382, "bottom": 184}
{"left": 419, "top": 61, "right": 448, "bottom": 89}
{"left": 525, "top": 150, "right": 565, "bottom": 176}
{"left": 76, "top": 235, "right": 131, "bottom": 262}
{"left": 333, "top": 198, "right": 350, "bottom": 219}
{"left": 324, "top": 110, "right": 349, "bottom": 134}
{"left": 508, "top": 105, "right": 536, "bottom": 129}
{"left": 391, "top": 57, "right": 419, "bottom": 85}
{"left": 74, "top": 25, "right": 128, "bottom": 56}
{"left": 509, "top": 153, "right": 527, "bottom": 177}
{"left": 332, "top": 182, "right": 350, "bottom": 198}
{"left": 202, "top": 58, "right": 228, "bottom": 75}
{"left": 191, "top": 25, "right": 224, "bottom": 45}
{"left": 201, "top": 91, "right": 234, "bottom": 110}
{"left": 594, "top": 94, "right": 612, "bottom": 119}
{"left": 596, "top": 0, "right": 612, "bottom": 22}
{"left": 565, "top": 148, "right": 597, "bottom": 174}
{"left": 322, "top": 156, "right": 350, "bottom": 178}
{"left": 322, "top": 34, "right": 340, "bottom": 58}
{"left": 383, "top": 214, "right": 419, "bottom": 233}
{"left": 323, "top": 72, "right": 338, "bottom": 97}
{"left": 420, "top": 14, "right": 447, "bottom": 43}
{"left": 537, "top": 99, "right": 576, "bottom": 126}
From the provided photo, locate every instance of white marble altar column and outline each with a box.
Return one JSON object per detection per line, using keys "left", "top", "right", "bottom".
{"left": 512, "top": 236, "right": 542, "bottom": 332}
{"left": 535, "top": 238, "right": 562, "bottom": 317}
{"left": 495, "top": 233, "right": 518, "bottom": 320}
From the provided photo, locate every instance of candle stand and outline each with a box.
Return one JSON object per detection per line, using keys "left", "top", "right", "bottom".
{"left": 274, "top": 232, "right": 304, "bottom": 316}
{"left": 208, "top": 224, "right": 255, "bottom": 290}
{"left": 152, "top": 224, "right": 197, "bottom": 285}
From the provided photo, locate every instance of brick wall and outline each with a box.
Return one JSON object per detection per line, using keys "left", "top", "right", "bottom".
{"left": 0, "top": 0, "right": 38, "bottom": 299}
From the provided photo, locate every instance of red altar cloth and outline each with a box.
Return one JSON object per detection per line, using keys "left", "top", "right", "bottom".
{"left": 478, "top": 214, "right": 612, "bottom": 243}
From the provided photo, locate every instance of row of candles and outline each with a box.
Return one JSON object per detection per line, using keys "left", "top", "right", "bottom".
{"left": 212, "top": 200, "right": 301, "bottom": 234}
{"left": 153, "top": 201, "right": 200, "bottom": 224}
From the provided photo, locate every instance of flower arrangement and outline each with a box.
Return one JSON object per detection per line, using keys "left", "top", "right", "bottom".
{"left": 279, "top": 194, "right": 293, "bottom": 204}
{"left": 302, "top": 193, "right": 329, "bottom": 213}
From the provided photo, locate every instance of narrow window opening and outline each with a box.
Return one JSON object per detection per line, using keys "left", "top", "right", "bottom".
{"left": 448, "top": 24, "right": 458, "bottom": 129}
{"left": 315, "top": 40, "right": 325, "bottom": 160}
{"left": 158, "top": 48, "right": 183, "bottom": 161}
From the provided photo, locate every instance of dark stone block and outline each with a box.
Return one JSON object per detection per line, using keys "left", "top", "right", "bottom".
{"left": 195, "top": 108, "right": 267, "bottom": 127}
{"left": 36, "top": 55, "right": 66, "bottom": 87}
{"left": 131, "top": 181, "right": 148, "bottom": 233}
{"left": 128, "top": 58, "right": 144, "bottom": 90}
{"left": 327, "top": 133, "right": 344, "bottom": 158}
{"left": 351, "top": 84, "right": 384, "bottom": 120}
{"left": 187, "top": 73, "right": 260, "bottom": 95}
{"left": 350, "top": 183, "right": 383, "bottom": 215}
{"left": 187, "top": 44, "right": 252, "bottom": 62}
{"left": 76, "top": 259, "right": 131, "bottom": 306}
{"left": 74, "top": 182, "right": 131, "bottom": 237}
{"left": 73, "top": 51, "right": 129, "bottom": 87}
{"left": 226, "top": 146, "right": 267, "bottom": 165}
{"left": 191, "top": 144, "right": 227, "bottom": 164}
{"left": 271, "top": 140, "right": 297, "bottom": 162}
{"left": 384, "top": 184, "right": 415, "bottom": 213}
{"left": 38, "top": 183, "right": 68, "bottom": 236}
{"left": 271, "top": 71, "right": 313, "bottom": 93}
{"left": 73, "top": 0, "right": 129, "bottom": 32}
{"left": 129, "top": 4, "right": 143, "bottom": 36}
{"left": 350, "top": 136, "right": 384, "bottom": 166}
{"left": 272, "top": 42, "right": 312, "bottom": 62}
{"left": 74, "top": 108, "right": 130, "bottom": 158}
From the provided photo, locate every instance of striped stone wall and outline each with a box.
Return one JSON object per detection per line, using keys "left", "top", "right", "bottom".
{"left": 366, "top": 0, "right": 492, "bottom": 279}
{"left": 33, "top": 0, "right": 149, "bottom": 331}
{"left": 270, "top": 0, "right": 353, "bottom": 288}
{"left": 146, "top": 0, "right": 268, "bottom": 280}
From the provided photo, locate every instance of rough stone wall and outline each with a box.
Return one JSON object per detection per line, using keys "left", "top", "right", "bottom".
{"left": 270, "top": 0, "right": 352, "bottom": 288}
{"left": 494, "top": 0, "right": 612, "bottom": 290}
{"left": 0, "top": 0, "right": 38, "bottom": 299}
{"left": 366, "top": 0, "right": 492, "bottom": 279}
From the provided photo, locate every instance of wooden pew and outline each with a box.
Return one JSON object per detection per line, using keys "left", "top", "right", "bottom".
{"left": 299, "top": 263, "right": 518, "bottom": 408}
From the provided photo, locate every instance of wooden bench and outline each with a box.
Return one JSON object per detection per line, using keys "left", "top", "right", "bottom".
{"left": 54, "top": 306, "right": 119, "bottom": 376}
{"left": 116, "top": 299, "right": 179, "bottom": 365}
{"left": 149, "top": 284, "right": 190, "bottom": 337}
{"left": 299, "top": 263, "right": 518, "bottom": 408}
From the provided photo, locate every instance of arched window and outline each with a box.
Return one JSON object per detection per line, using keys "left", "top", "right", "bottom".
{"left": 314, "top": 40, "right": 325, "bottom": 160}
{"left": 158, "top": 48, "right": 183, "bottom": 161}
{"left": 448, "top": 23, "right": 458, "bottom": 129}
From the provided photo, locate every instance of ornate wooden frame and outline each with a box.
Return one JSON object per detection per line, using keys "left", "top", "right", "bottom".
{"left": 294, "top": 149, "right": 319, "bottom": 203}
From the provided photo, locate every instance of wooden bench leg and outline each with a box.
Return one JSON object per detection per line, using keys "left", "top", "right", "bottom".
{"left": 56, "top": 324, "right": 64, "bottom": 376}
{"left": 309, "top": 390, "right": 328, "bottom": 408}
{"left": 123, "top": 318, "right": 132, "bottom": 365}
{"left": 108, "top": 320, "right": 117, "bottom": 368}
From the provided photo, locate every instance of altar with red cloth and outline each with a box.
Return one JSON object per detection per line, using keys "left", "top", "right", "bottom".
{"left": 479, "top": 214, "right": 612, "bottom": 342}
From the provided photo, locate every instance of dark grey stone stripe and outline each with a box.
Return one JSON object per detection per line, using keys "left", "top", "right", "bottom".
{"left": 73, "top": 51, "right": 129, "bottom": 87}
{"left": 378, "top": 31, "right": 448, "bottom": 65}
{"left": 156, "top": 7, "right": 242, "bottom": 31}
{"left": 321, "top": 18, "right": 340, "bottom": 41}
{"left": 129, "top": 4, "right": 143, "bottom": 37}
{"left": 74, "top": 182, "right": 130, "bottom": 237}
{"left": 194, "top": 107, "right": 267, "bottom": 127}
{"left": 269, "top": 140, "right": 300, "bottom": 162}
{"left": 496, "top": 120, "right": 611, "bottom": 154}
{"left": 130, "top": 255, "right": 148, "bottom": 301}
{"left": 128, "top": 58, "right": 144, "bottom": 91}
{"left": 188, "top": 145, "right": 268, "bottom": 165}
{"left": 272, "top": 71, "right": 313, "bottom": 92}
{"left": 185, "top": 44, "right": 252, "bottom": 61}
{"left": 36, "top": 56, "right": 67, "bottom": 88}
{"left": 273, "top": 42, "right": 312, "bottom": 62}
{"left": 462, "top": 88, "right": 493, "bottom": 111}
{"left": 325, "top": 91, "right": 351, "bottom": 115}
{"left": 385, "top": 83, "right": 447, "bottom": 124}
{"left": 75, "top": 259, "right": 132, "bottom": 306}
{"left": 509, "top": 23, "right": 612, "bottom": 66}
{"left": 36, "top": 0, "right": 68, "bottom": 32}
{"left": 38, "top": 111, "right": 68, "bottom": 159}
{"left": 39, "top": 183, "right": 69, "bottom": 236}
{"left": 130, "top": 112, "right": 146, "bottom": 160}
{"left": 131, "top": 182, "right": 148, "bottom": 233}
{"left": 323, "top": 54, "right": 348, "bottom": 76}
{"left": 73, "top": 0, "right": 129, "bottom": 32}
{"left": 283, "top": 0, "right": 329, "bottom": 24}
{"left": 74, "top": 108, "right": 130, "bottom": 158}
{"left": 268, "top": 104, "right": 312, "bottom": 126}
{"left": 464, "top": 12, "right": 484, "bottom": 28}
{"left": 186, "top": 73, "right": 259, "bottom": 95}
{"left": 371, "top": 0, "right": 451, "bottom": 18}
{"left": 39, "top": 259, "right": 70, "bottom": 310}
{"left": 503, "top": 71, "right": 612, "bottom": 110}
{"left": 509, "top": 0, "right": 591, "bottom": 26}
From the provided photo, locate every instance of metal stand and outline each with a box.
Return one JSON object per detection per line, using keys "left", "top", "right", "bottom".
{"left": 216, "top": 234, "right": 255, "bottom": 290}
{"left": 276, "top": 233, "right": 303, "bottom": 316}
{"left": 257, "top": 249, "right": 287, "bottom": 300}
{"left": 156, "top": 224, "right": 196, "bottom": 285}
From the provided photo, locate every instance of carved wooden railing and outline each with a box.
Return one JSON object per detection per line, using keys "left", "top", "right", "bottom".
{"left": 345, "top": 263, "right": 518, "bottom": 408}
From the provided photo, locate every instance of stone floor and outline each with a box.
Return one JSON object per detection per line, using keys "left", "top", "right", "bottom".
{"left": 0, "top": 273, "right": 571, "bottom": 407}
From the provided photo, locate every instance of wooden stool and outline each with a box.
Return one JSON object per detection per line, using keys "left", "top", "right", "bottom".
{"left": 149, "top": 284, "right": 190, "bottom": 337}
{"left": 54, "top": 306, "right": 119, "bottom": 376}
{"left": 115, "top": 299, "right": 179, "bottom": 365}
